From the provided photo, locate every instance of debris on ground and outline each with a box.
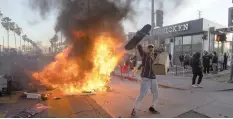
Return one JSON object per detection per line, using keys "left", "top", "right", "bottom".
{"left": 105, "top": 86, "right": 112, "bottom": 92}
{"left": 8, "top": 103, "right": 50, "bottom": 118}
{"left": 54, "top": 97, "right": 61, "bottom": 100}
{"left": 41, "top": 94, "right": 48, "bottom": 101}
{"left": 23, "top": 92, "right": 41, "bottom": 99}
{"left": 82, "top": 91, "right": 92, "bottom": 93}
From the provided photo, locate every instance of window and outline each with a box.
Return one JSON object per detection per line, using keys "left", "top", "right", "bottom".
{"left": 183, "top": 36, "right": 192, "bottom": 45}
{"left": 192, "top": 35, "right": 203, "bottom": 44}
{"left": 175, "top": 37, "right": 182, "bottom": 46}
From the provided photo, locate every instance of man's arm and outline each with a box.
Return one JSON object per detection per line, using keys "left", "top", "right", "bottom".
{"left": 137, "top": 44, "right": 145, "bottom": 57}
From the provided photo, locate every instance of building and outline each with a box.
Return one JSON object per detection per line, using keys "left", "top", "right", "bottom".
{"left": 147, "top": 18, "right": 230, "bottom": 65}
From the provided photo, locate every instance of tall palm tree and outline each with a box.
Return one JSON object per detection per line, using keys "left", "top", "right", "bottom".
{"left": 0, "top": 10, "right": 3, "bottom": 52}
{"left": 9, "top": 22, "right": 17, "bottom": 49}
{"left": 50, "top": 34, "right": 58, "bottom": 53}
{"left": 1, "top": 17, "right": 11, "bottom": 49}
{"left": 14, "top": 25, "right": 22, "bottom": 51}
{"left": 22, "top": 34, "right": 27, "bottom": 53}
{"left": 49, "top": 38, "right": 54, "bottom": 53}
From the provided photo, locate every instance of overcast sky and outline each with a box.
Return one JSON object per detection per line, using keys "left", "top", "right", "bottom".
{"left": 0, "top": 0, "right": 232, "bottom": 47}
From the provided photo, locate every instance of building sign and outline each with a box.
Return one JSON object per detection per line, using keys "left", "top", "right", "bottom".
{"left": 156, "top": 24, "right": 189, "bottom": 34}
{"left": 153, "top": 19, "right": 203, "bottom": 38}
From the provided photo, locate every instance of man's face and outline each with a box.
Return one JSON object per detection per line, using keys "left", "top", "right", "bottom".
{"left": 147, "top": 47, "right": 154, "bottom": 53}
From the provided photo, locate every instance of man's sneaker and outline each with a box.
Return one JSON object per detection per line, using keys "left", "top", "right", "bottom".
{"left": 131, "top": 109, "right": 136, "bottom": 116}
{"left": 197, "top": 84, "right": 204, "bottom": 88}
{"left": 192, "top": 84, "right": 198, "bottom": 88}
{"left": 149, "top": 107, "right": 160, "bottom": 114}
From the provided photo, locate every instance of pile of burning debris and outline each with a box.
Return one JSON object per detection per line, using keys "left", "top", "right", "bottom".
{"left": 22, "top": 80, "right": 112, "bottom": 101}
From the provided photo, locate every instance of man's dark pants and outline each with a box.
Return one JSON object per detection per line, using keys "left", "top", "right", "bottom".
{"left": 203, "top": 65, "right": 210, "bottom": 74}
{"left": 192, "top": 72, "right": 203, "bottom": 85}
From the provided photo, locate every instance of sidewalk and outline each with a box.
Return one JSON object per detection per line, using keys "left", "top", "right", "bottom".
{"left": 91, "top": 76, "right": 233, "bottom": 118}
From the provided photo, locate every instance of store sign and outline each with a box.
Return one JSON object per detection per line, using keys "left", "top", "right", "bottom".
{"left": 155, "top": 23, "right": 189, "bottom": 34}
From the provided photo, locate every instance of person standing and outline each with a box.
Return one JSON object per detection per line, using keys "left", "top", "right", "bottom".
{"left": 202, "top": 51, "right": 211, "bottom": 74}
{"left": 191, "top": 52, "right": 203, "bottom": 88}
{"left": 209, "top": 53, "right": 213, "bottom": 71}
{"left": 184, "top": 53, "right": 190, "bottom": 70}
{"left": 131, "top": 44, "right": 159, "bottom": 116}
{"left": 223, "top": 52, "right": 228, "bottom": 70}
{"left": 212, "top": 52, "right": 218, "bottom": 73}
{"left": 179, "top": 53, "right": 184, "bottom": 67}
{"left": 169, "top": 53, "right": 173, "bottom": 67}
{"left": 218, "top": 53, "right": 224, "bottom": 71}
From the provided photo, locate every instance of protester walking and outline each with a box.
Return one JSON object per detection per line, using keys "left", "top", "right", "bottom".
{"left": 223, "top": 52, "right": 228, "bottom": 70}
{"left": 131, "top": 44, "right": 159, "bottom": 116}
{"left": 191, "top": 52, "right": 203, "bottom": 88}
{"left": 202, "top": 51, "right": 211, "bottom": 74}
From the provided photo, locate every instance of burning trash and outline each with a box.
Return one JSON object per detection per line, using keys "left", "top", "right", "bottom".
{"left": 33, "top": 34, "right": 123, "bottom": 94}
{"left": 30, "top": 0, "right": 135, "bottom": 94}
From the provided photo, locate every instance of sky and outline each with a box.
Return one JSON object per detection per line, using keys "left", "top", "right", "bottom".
{"left": 0, "top": 0, "right": 233, "bottom": 48}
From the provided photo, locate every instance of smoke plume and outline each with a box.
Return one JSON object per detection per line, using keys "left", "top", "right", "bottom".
{"left": 156, "top": 0, "right": 186, "bottom": 11}
{"left": 29, "top": 0, "right": 136, "bottom": 79}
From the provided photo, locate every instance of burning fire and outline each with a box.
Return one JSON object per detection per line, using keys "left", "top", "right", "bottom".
{"left": 33, "top": 32, "right": 124, "bottom": 94}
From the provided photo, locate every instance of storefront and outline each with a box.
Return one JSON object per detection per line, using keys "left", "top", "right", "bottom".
{"left": 152, "top": 18, "right": 227, "bottom": 65}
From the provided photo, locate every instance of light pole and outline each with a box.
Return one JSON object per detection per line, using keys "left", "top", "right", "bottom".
{"left": 151, "top": 0, "right": 155, "bottom": 44}
{"left": 229, "top": 34, "right": 233, "bottom": 83}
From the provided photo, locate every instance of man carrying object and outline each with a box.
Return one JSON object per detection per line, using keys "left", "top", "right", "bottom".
{"left": 131, "top": 44, "right": 159, "bottom": 116}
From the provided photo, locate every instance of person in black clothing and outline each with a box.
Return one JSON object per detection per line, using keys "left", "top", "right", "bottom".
{"left": 202, "top": 51, "right": 211, "bottom": 74}
{"left": 191, "top": 52, "right": 203, "bottom": 88}
{"left": 131, "top": 44, "right": 159, "bottom": 116}
{"left": 179, "top": 54, "right": 184, "bottom": 67}
{"left": 169, "top": 53, "right": 173, "bottom": 67}
{"left": 184, "top": 53, "right": 190, "bottom": 70}
{"left": 209, "top": 53, "right": 213, "bottom": 71}
{"left": 223, "top": 53, "right": 228, "bottom": 70}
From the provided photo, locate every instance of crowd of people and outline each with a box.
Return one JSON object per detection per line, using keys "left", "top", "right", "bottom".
{"left": 128, "top": 43, "right": 231, "bottom": 116}
{"left": 179, "top": 51, "right": 229, "bottom": 88}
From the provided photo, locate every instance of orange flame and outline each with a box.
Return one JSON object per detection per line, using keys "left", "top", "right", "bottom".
{"left": 32, "top": 33, "right": 124, "bottom": 94}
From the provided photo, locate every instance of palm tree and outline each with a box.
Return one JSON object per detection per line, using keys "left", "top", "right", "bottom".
{"left": 50, "top": 34, "right": 58, "bottom": 53}
{"left": 9, "top": 22, "right": 17, "bottom": 49}
{"left": 14, "top": 25, "right": 22, "bottom": 51}
{"left": 0, "top": 10, "right": 3, "bottom": 52}
{"left": 49, "top": 38, "right": 54, "bottom": 53}
{"left": 1, "top": 17, "right": 11, "bottom": 49}
{"left": 22, "top": 34, "right": 27, "bottom": 53}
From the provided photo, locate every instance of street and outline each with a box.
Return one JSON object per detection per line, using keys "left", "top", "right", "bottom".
{"left": 1, "top": 65, "right": 233, "bottom": 118}
{"left": 1, "top": 0, "right": 233, "bottom": 118}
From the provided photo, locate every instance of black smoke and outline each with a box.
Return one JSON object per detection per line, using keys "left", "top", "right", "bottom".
{"left": 156, "top": 0, "right": 186, "bottom": 11}
{"left": 28, "top": 0, "right": 136, "bottom": 85}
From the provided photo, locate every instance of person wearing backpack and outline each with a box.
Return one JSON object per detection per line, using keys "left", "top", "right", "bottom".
{"left": 191, "top": 52, "right": 204, "bottom": 88}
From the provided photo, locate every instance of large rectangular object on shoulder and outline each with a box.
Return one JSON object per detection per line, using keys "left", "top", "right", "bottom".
{"left": 124, "top": 24, "right": 151, "bottom": 50}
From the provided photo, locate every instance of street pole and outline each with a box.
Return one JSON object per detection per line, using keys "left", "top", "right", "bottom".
{"left": 229, "top": 34, "right": 233, "bottom": 83}
{"left": 198, "top": 10, "right": 202, "bottom": 19}
{"left": 2, "top": 36, "right": 4, "bottom": 53}
{"left": 151, "top": 0, "right": 155, "bottom": 44}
